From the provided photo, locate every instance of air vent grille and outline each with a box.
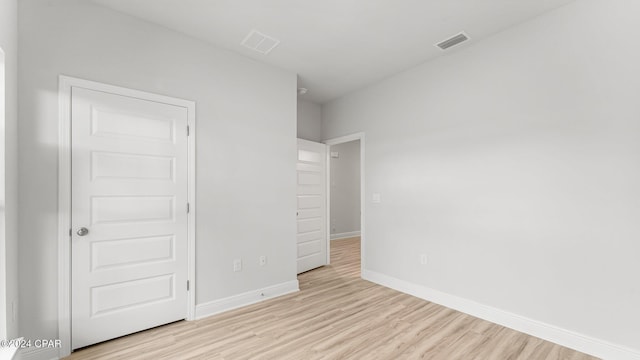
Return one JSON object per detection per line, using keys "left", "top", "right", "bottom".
{"left": 241, "top": 30, "right": 280, "bottom": 55}
{"left": 436, "top": 32, "right": 470, "bottom": 50}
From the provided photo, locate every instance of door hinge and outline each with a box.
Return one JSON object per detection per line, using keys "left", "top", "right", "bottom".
{"left": 187, "top": 280, "right": 190, "bottom": 291}
{"left": 187, "top": 203, "right": 190, "bottom": 213}
{"left": 69, "top": 228, "right": 72, "bottom": 237}
{"left": 187, "top": 125, "right": 190, "bottom": 136}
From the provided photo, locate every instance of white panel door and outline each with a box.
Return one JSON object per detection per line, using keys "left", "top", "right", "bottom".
{"left": 71, "top": 87, "right": 188, "bottom": 349}
{"left": 297, "top": 139, "right": 327, "bottom": 273}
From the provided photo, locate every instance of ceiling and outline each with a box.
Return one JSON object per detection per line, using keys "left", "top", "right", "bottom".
{"left": 91, "top": 0, "right": 576, "bottom": 103}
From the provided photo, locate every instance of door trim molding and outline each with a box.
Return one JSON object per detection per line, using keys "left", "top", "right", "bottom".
{"left": 57, "top": 75, "right": 197, "bottom": 357}
{"left": 324, "top": 133, "right": 365, "bottom": 276}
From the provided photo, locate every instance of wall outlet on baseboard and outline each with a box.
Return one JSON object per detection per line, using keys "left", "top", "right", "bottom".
{"left": 259, "top": 255, "right": 267, "bottom": 266}
{"left": 233, "top": 259, "right": 242, "bottom": 272}
{"left": 420, "top": 254, "right": 428, "bottom": 265}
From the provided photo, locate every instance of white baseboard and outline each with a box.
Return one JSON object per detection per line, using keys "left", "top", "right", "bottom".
{"left": 14, "top": 347, "right": 58, "bottom": 360}
{"left": 195, "top": 280, "right": 299, "bottom": 320}
{"left": 362, "top": 269, "right": 640, "bottom": 360}
{"left": 330, "top": 231, "right": 361, "bottom": 240}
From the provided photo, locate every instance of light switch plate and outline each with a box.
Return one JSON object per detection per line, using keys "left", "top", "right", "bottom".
{"left": 372, "top": 193, "right": 381, "bottom": 203}
{"left": 233, "top": 259, "right": 242, "bottom": 272}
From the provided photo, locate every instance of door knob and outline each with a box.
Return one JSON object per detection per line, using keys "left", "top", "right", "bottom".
{"left": 77, "top": 227, "right": 89, "bottom": 236}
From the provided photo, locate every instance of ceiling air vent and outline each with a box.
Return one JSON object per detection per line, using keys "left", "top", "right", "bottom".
{"left": 436, "top": 32, "right": 470, "bottom": 51}
{"left": 241, "top": 30, "right": 280, "bottom": 55}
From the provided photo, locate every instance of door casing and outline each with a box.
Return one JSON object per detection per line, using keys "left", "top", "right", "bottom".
{"left": 324, "top": 133, "right": 365, "bottom": 275}
{"left": 57, "top": 75, "right": 197, "bottom": 357}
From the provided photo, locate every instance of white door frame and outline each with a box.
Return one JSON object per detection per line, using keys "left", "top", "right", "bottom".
{"left": 324, "top": 133, "right": 365, "bottom": 276}
{"left": 57, "top": 76, "right": 197, "bottom": 357}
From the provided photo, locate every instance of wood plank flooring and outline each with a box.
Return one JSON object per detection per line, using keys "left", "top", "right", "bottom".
{"left": 67, "top": 237, "right": 598, "bottom": 359}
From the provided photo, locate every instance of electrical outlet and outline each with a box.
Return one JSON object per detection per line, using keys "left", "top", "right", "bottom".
{"left": 420, "top": 254, "right": 428, "bottom": 265}
{"left": 233, "top": 259, "right": 242, "bottom": 272}
{"left": 259, "top": 255, "right": 267, "bottom": 266}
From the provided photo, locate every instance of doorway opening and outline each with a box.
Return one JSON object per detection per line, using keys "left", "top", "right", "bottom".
{"left": 325, "top": 133, "right": 365, "bottom": 277}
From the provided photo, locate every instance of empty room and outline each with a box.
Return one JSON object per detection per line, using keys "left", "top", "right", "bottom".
{"left": 1, "top": 0, "right": 639, "bottom": 359}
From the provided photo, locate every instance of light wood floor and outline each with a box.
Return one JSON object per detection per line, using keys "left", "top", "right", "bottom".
{"left": 67, "top": 237, "right": 598, "bottom": 359}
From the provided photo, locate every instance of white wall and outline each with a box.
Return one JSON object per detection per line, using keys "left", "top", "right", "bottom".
{"left": 330, "top": 140, "right": 360, "bottom": 238}
{"left": 297, "top": 99, "right": 322, "bottom": 142}
{"left": 0, "top": 0, "right": 18, "bottom": 341}
{"left": 18, "top": 0, "right": 297, "bottom": 344}
{"left": 323, "top": 0, "right": 640, "bottom": 353}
